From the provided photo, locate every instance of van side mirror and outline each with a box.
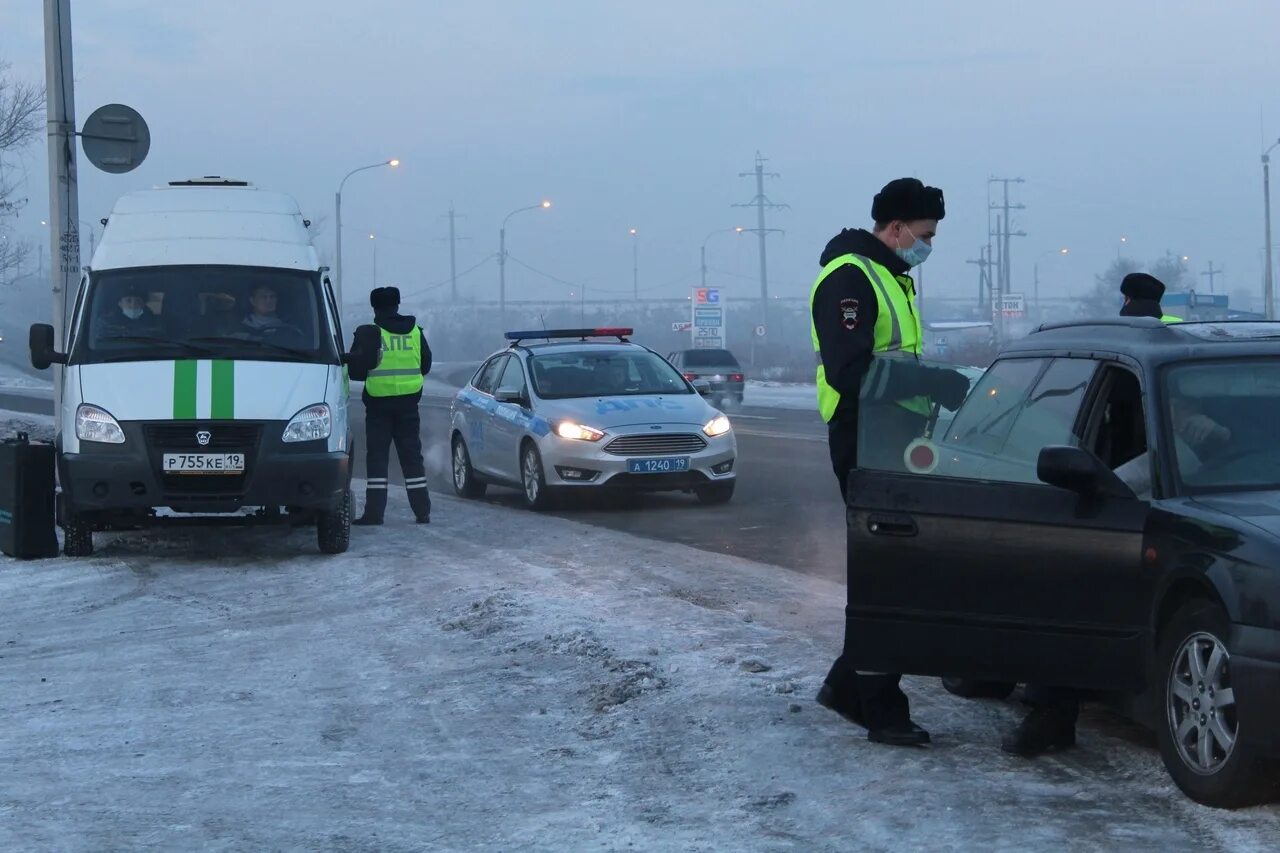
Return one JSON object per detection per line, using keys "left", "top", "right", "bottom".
{"left": 1037, "top": 445, "right": 1133, "bottom": 499}
{"left": 29, "top": 323, "right": 65, "bottom": 370}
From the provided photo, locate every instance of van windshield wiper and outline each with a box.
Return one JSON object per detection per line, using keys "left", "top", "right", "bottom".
{"left": 187, "top": 335, "right": 315, "bottom": 358}
{"left": 95, "top": 335, "right": 216, "bottom": 356}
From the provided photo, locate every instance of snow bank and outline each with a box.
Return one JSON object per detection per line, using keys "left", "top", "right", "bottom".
{"left": 1, "top": 485, "right": 1276, "bottom": 849}
{"left": 743, "top": 379, "right": 816, "bottom": 411}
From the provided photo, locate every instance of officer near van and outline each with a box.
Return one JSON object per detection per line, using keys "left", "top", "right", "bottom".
{"left": 1119, "top": 272, "right": 1181, "bottom": 323}
{"left": 810, "top": 177, "right": 971, "bottom": 746}
{"left": 348, "top": 286, "right": 433, "bottom": 525}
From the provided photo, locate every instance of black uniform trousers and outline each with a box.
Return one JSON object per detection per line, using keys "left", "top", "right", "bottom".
{"left": 363, "top": 394, "right": 430, "bottom": 521}
{"left": 825, "top": 402, "right": 928, "bottom": 728}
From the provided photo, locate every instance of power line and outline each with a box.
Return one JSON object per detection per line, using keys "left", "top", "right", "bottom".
{"left": 988, "top": 176, "right": 1026, "bottom": 340}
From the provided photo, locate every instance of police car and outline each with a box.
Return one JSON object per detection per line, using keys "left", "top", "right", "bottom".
{"left": 449, "top": 328, "right": 736, "bottom": 509}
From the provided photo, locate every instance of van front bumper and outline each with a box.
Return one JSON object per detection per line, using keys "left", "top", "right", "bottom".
{"left": 59, "top": 421, "right": 350, "bottom": 518}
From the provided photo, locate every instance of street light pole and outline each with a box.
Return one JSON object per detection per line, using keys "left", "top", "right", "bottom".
{"left": 1032, "top": 247, "right": 1069, "bottom": 317}
{"left": 498, "top": 200, "right": 551, "bottom": 332}
{"left": 630, "top": 228, "right": 638, "bottom": 300}
{"left": 1264, "top": 139, "right": 1280, "bottom": 320}
{"left": 369, "top": 233, "right": 376, "bottom": 288}
{"left": 334, "top": 158, "right": 398, "bottom": 308}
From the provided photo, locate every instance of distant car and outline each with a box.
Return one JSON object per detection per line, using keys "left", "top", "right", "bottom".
{"left": 666, "top": 348, "right": 744, "bottom": 407}
{"left": 450, "top": 328, "right": 737, "bottom": 509}
{"left": 845, "top": 318, "right": 1280, "bottom": 808}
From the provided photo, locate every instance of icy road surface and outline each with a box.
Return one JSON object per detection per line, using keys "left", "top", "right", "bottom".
{"left": 2, "top": 487, "right": 1278, "bottom": 850}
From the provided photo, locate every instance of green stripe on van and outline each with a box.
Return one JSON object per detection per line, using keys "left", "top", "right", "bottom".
{"left": 211, "top": 360, "right": 235, "bottom": 419}
{"left": 173, "top": 360, "right": 197, "bottom": 419}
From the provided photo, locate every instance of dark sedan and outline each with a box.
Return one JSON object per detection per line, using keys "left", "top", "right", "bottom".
{"left": 843, "top": 319, "right": 1280, "bottom": 808}
{"left": 667, "top": 348, "right": 744, "bottom": 407}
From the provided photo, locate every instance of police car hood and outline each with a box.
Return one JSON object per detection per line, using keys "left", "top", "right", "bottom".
{"left": 77, "top": 360, "right": 332, "bottom": 422}
{"left": 537, "top": 394, "right": 714, "bottom": 429}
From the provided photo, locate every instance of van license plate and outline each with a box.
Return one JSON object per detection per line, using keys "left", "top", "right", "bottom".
{"left": 627, "top": 457, "right": 690, "bottom": 474}
{"left": 163, "top": 453, "right": 245, "bottom": 474}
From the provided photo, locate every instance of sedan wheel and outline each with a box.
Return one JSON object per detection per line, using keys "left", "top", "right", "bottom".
{"left": 1155, "top": 599, "right": 1277, "bottom": 808}
{"left": 520, "top": 443, "right": 554, "bottom": 511}
{"left": 452, "top": 436, "right": 486, "bottom": 499}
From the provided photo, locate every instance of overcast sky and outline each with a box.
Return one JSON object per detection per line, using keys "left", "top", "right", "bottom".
{"left": 4, "top": 0, "right": 1280, "bottom": 310}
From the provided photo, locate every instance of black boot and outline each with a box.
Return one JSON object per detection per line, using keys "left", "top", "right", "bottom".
{"left": 406, "top": 485, "right": 431, "bottom": 524}
{"left": 354, "top": 489, "right": 387, "bottom": 526}
{"left": 816, "top": 658, "right": 865, "bottom": 727}
{"left": 861, "top": 673, "right": 930, "bottom": 746}
{"left": 1002, "top": 706, "right": 1077, "bottom": 756}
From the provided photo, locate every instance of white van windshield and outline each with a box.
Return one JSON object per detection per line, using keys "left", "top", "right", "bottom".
{"left": 73, "top": 266, "right": 337, "bottom": 365}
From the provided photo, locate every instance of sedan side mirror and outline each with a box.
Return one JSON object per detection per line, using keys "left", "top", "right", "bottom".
{"left": 494, "top": 389, "right": 528, "bottom": 407}
{"left": 1037, "top": 445, "right": 1134, "bottom": 499}
{"left": 29, "top": 323, "right": 66, "bottom": 370}
{"left": 691, "top": 378, "right": 712, "bottom": 395}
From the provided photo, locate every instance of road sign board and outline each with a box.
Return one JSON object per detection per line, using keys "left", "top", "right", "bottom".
{"left": 671, "top": 322, "right": 692, "bottom": 332}
{"left": 693, "top": 337, "right": 723, "bottom": 349}
{"left": 995, "top": 292, "right": 1025, "bottom": 318}
{"left": 81, "top": 103, "right": 150, "bottom": 174}
{"left": 693, "top": 288, "right": 721, "bottom": 304}
{"left": 754, "top": 324, "right": 766, "bottom": 337}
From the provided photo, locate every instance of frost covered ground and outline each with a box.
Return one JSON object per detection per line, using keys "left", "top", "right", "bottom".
{"left": 742, "top": 380, "right": 816, "bottom": 411}
{"left": 3, "top": 475, "right": 1279, "bottom": 850}
{"left": 0, "top": 357, "right": 53, "bottom": 390}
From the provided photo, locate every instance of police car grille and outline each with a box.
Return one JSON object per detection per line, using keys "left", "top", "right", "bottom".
{"left": 143, "top": 422, "right": 263, "bottom": 450}
{"left": 604, "top": 433, "right": 707, "bottom": 455}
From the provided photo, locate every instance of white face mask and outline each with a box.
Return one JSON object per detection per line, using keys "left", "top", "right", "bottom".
{"left": 894, "top": 224, "right": 933, "bottom": 268}
{"left": 122, "top": 306, "right": 144, "bottom": 320}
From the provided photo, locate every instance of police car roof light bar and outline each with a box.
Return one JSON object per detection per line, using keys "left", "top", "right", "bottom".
{"left": 504, "top": 327, "right": 633, "bottom": 343}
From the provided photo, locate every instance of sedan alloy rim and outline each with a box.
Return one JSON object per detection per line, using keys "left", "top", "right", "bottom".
{"left": 1167, "top": 631, "right": 1237, "bottom": 775}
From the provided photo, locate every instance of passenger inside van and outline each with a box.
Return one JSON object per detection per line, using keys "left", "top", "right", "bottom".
{"left": 95, "top": 284, "right": 165, "bottom": 343}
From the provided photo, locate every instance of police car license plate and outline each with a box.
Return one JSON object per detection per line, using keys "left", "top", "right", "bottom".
{"left": 162, "top": 453, "right": 245, "bottom": 474}
{"left": 627, "top": 456, "right": 690, "bottom": 474}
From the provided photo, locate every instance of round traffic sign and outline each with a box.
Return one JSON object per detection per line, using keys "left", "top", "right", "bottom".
{"left": 754, "top": 324, "right": 766, "bottom": 337}
{"left": 81, "top": 103, "right": 150, "bottom": 174}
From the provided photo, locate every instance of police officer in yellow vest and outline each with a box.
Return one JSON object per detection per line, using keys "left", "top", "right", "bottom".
{"left": 1119, "top": 272, "right": 1182, "bottom": 323}
{"left": 811, "top": 178, "right": 971, "bottom": 747}
{"left": 349, "top": 286, "right": 433, "bottom": 525}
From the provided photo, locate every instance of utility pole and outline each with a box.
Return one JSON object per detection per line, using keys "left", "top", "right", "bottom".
{"left": 1263, "top": 139, "right": 1279, "bottom": 319}
{"left": 734, "top": 151, "right": 788, "bottom": 341}
{"left": 44, "top": 0, "right": 79, "bottom": 405}
{"left": 438, "top": 204, "right": 470, "bottom": 303}
{"left": 1201, "top": 261, "right": 1223, "bottom": 294}
{"left": 629, "top": 228, "right": 638, "bottom": 300}
{"left": 967, "top": 248, "right": 995, "bottom": 314}
{"left": 988, "top": 177, "right": 1026, "bottom": 342}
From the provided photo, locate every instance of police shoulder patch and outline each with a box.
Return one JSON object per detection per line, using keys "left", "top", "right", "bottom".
{"left": 839, "top": 298, "right": 859, "bottom": 330}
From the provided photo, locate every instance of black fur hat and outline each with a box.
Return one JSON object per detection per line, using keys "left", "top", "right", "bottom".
{"left": 871, "top": 178, "right": 945, "bottom": 223}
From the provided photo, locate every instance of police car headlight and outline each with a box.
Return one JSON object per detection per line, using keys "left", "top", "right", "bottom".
{"left": 75, "top": 404, "right": 125, "bottom": 444}
{"left": 555, "top": 421, "right": 604, "bottom": 442}
{"left": 702, "top": 415, "right": 732, "bottom": 437}
{"left": 283, "top": 404, "right": 332, "bottom": 443}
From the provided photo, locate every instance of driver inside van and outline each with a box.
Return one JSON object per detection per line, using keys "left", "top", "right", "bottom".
{"left": 242, "top": 283, "right": 288, "bottom": 333}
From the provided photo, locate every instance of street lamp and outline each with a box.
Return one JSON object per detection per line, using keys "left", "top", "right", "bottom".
{"left": 1264, "top": 138, "right": 1280, "bottom": 319}
{"left": 1033, "top": 247, "right": 1069, "bottom": 315}
{"left": 629, "top": 228, "right": 638, "bottom": 301}
{"left": 498, "top": 200, "right": 551, "bottom": 332}
{"left": 1118, "top": 235, "right": 1128, "bottom": 259}
{"left": 700, "top": 226, "right": 744, "bottom": 290}
{"left": 334, "top": 158, "right": 399, "bottom": 307}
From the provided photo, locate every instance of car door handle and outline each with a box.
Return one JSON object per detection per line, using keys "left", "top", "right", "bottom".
{"left": 867, "top": 514, "right": 917, "bottom": 537}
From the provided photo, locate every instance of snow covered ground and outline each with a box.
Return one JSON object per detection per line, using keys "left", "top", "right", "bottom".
{"left": 3, "top": 474, "right": 1278, "bottom": 849}
{"left": 743, "top": 380, "right": 816, "bottom": 411}
{"left": 0, "top": 357, "right": 52, "bottom": 390}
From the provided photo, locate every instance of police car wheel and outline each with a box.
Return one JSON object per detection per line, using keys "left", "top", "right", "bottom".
{"left": 695, "top": 480, "right": 735, "bottom": 505}
{"left": 452, "top": 436, "right": 486, "bottom": 499}
{"left": 317, "top": 488, "right": 352, "bottom": 555}
{"left": 1155, "top": 599, "right": 1277, "bottom": 808}
{"left": 520, "top": 443, "right": 554, "bottom": 511}
{"left": 61, "top": 516, "right": 94, "bottom": 557}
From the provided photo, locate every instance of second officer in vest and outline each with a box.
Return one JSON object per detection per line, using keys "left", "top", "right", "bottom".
{"left": 350, "top": 286, "right": 433, "bottom": 525}
{"left": 811, "top": 178, "right": 971, "bottom": 746}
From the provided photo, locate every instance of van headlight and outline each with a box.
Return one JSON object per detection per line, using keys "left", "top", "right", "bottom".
{"left": 76, "top": 404, "right": 126, "bottom": 444}
{"left": 283, "top": 404, "right": 331, "bottom": 443}
{"left": 702, "top": 415, "right": 732, "bottom": 437}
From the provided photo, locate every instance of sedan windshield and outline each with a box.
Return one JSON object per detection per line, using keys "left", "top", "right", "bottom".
{"left": 72, "top": 265, "right": 337, "bottom": 365}
{"left": 1165, "top": 359, "right": 1280, "bottom": 493}
{"left": 529, "top": 349, "right": 692, "bottom": 399}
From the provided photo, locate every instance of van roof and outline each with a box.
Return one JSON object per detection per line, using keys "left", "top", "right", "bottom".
{"left": 92, "top": 184, "right": 319, "bottom": 272}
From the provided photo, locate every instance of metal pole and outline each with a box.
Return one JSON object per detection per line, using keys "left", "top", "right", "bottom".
{"left": 700, "top": 244, "right": 707, "bottom": 291}
{"left": 755, "top": 159, "right": 770, "bottom": 336}
{"left": 334, "top": 190, "right": 343, "bottom": 308}
{"left": 448, "top": 204, "right": 458, "bottom": 303}
{"left": 371, "top": 238, "right": 376, "bottom": 288}
{"left": 1265, "top": 151, "right": 1275, "bottom": 320}
{"left": 632, "top": 234, "right": 638, "bottom": 301}
{"left": 499, "top": 226, "right": 506, "bottom": 332}
{"left": 44, "top": 0, "right": 79, "bottom": 406}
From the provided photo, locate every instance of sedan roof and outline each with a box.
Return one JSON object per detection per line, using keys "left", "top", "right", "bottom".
{"left": 1002, "top": 319, "right": 1280, "bottom": 366}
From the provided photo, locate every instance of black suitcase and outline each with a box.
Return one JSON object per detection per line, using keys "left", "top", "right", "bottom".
{"left": 0, "top": 432, "right": 59, "bottom": 559}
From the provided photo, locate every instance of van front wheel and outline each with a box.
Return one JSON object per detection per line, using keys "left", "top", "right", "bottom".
{"left": 317, "top": 489, "right": 352, "bottom": 554}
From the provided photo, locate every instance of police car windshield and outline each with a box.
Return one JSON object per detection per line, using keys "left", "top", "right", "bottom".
{"left": 75, "top": 266, "right": 338, "bottom": 365}
{"left": 529, "top": 349, "right": 692, "bottom": 399}
{"left": 1165, "top": 359, "right": 1280, "bottom": 493}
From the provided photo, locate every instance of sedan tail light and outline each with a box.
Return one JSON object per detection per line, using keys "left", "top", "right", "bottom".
{"left": 729, "top": 373, "right": 744, "bottom": 382}
{"left": 682, "top": 372, "right": 697, "bottom": 381}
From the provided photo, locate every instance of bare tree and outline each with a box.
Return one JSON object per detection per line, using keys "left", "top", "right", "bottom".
{"left": 0, "top": 60, "right": 46, "bottom": 285}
